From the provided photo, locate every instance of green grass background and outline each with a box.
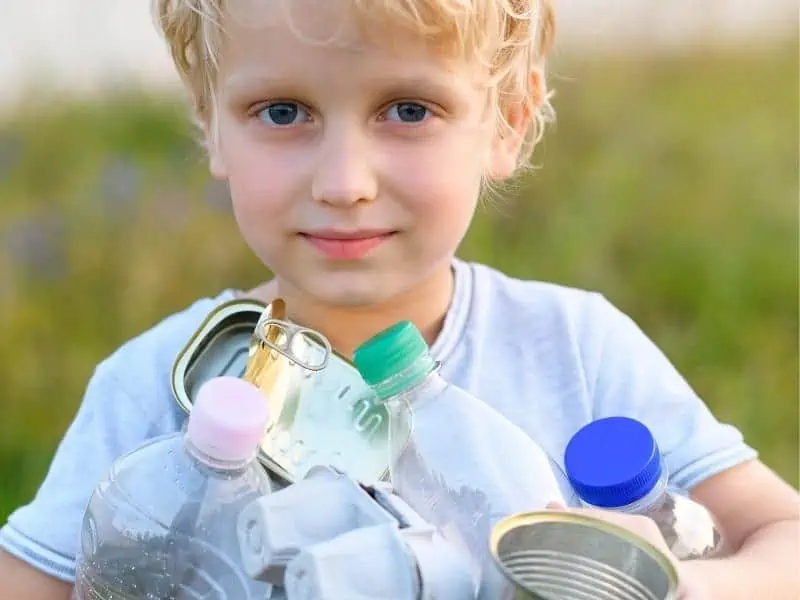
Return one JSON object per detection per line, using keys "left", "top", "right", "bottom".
{"left": 0, "top": 46, "right": 797, "bottom": 519}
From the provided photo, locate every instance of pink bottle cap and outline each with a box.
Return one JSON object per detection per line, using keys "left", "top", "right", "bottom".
{"left": 187, "top": 376, "right": 270, "bottom": 462}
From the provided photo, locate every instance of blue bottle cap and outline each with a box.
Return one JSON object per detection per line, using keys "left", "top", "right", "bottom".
{"left": 564, "top": 416, "right": 662, "bottom": 508}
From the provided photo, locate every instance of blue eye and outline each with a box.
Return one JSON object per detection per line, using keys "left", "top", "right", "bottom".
{"left": 257, "top": 102, "right": 310, "bottom": 126}
{"left": 384, "top": 102, "right": 430, "bottom": 123}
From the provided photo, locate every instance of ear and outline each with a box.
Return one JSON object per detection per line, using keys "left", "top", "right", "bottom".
{"left": 486, "top": 70, "right": 545, "bottom": 180}
{"left": 204, "top": 118, "right": 228, "bottom": 180}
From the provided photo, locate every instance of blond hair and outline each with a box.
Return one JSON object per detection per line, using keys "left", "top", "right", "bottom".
{"left": 152, "top": 0, "right": 556, "bottom": 169}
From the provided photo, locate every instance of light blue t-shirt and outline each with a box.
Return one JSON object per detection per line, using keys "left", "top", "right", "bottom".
{"left": 0, "top": 259, "right": 757, "bottom": 581}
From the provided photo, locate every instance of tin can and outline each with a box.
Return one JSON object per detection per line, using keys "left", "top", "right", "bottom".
{"left": 172, "top": 298, "right": 267, "bottom": 413}
{"left": 172, "top": 298, "right": 400, "bottom": 487}
{"left": 489, "top": 511, "right": 680, "bottom": 600}
{"left": 171, "top": 298, "right": 292, "bottom": 483}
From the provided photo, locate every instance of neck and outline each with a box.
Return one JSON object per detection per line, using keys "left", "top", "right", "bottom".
{"left": 247, "top": 262, "right": 455, "bottom": 358}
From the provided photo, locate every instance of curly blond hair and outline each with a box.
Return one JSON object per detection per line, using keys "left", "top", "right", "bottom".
{"left": 152, "top": 0, "right": 556, "bottom": 169}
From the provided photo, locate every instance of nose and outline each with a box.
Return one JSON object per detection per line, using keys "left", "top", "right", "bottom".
{"left": 311, "top": 126, "right": 377, "bottom": 207}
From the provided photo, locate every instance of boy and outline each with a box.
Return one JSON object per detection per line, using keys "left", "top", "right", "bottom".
{"left": 1, "top": 0, "right": 797, "bottom": 598}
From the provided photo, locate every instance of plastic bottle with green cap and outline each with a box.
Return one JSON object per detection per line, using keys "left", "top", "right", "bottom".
{"left": 354, "top": 321, "right": 566, "bottom": 598}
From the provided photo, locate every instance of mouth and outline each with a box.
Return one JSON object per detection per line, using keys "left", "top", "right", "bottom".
{"left": 299, "top": 229, "right": 397, "bottom": 261}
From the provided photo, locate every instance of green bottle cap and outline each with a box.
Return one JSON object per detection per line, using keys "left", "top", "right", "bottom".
{"left": 353, "top": 321, "right": 435, "bottom": 400}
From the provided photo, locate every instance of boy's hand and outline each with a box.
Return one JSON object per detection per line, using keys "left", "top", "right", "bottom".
{"left": 546, "top": 502, "right": 710, "bottom": 600}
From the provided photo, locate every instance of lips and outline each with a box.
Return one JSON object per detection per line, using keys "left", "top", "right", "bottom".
{"left": 300, "top": 230, "right": 396, "bottom": 261}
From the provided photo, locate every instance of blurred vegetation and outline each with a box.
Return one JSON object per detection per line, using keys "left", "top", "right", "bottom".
{"left": 0, "top": 46, "right": 797, "bottom": 519}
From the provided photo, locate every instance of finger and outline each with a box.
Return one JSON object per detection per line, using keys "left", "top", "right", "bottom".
{"left": 546, "top": 501, "right": 567, "bottom": 510}
{"left": 677, "top": 560, "right": 711, "bottom": 600}
{"left": 546, "top": 506, "right": 675, "bottom": 558}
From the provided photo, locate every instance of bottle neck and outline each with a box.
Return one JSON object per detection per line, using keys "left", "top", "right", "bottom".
{"left": 182, "top": 432, "right": 256, "bottom": 474}
{"left": 589, "top": 468, "right": 670, "bottom": 514}
{"left": 622, "top": 468, "right": 670, "bottom": 512}
{"left": 372, "top": 353, "right": 441, "bottom": 402}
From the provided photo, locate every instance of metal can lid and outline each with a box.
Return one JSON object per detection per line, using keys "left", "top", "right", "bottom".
{"left": 564, "top": 416, "right": 663, "bottom": 508}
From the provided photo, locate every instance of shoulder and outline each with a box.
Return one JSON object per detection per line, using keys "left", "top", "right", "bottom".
{"left": 93, "top": 289, "right": 238, "bottom": 408}
{"left": 445, "top": 259, "right": 617, "bottom": 403}
{"left": 74, "top": 288, "right": 242, "bottom": 464}
{"left": 462, "top": 260, "right": 675, "bottom": 390}
{"left": 460, "top": 259, "right": 610, "bottom": 342}
{"left": 453, "top": 258, "right": 697, "bottom": 405}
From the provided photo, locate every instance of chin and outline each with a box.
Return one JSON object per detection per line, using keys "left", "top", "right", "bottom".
{"left": 302, "top": 271, "right": 400, "bottom": 307}
{"left": 312, "top": 284, "right": 394, "bottom": 307}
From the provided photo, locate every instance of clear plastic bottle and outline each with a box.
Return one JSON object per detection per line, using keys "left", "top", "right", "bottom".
{"left": 564, "top": 416, "right": 724, "bottom": 560}
{"left": 352, "top": 321, "right": 565, "bottom": 597}
{"left": 74, "top": 376, "right": 275, "bottom": 599}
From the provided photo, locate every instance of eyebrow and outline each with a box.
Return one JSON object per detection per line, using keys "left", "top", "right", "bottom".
{"left": 221, "top": 71, "right": 467, "bottom": 102}
{"left": 373, "top": 74, "right": 464, "bottom": 99}
{"left": 220, "top": 73, "right": 287, "bottom": 98}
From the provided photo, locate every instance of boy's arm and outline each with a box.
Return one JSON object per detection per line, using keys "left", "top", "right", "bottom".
{"left": 559, "top": 460, "right": 800, "bottom": 598}
{"left": 0, "top": 352, "right": 181, "bottom": 592}
{"left": 581, "top": 294, "right": 798, "bottom": 597}
{"left": 680, "top": 458, "right": 800, "bottom": 598}
{"left": 0, "top": 550, "right": 73, "bottom": 600}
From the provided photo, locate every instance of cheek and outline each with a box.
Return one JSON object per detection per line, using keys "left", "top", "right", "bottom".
{"left": 389, "top": 133, "right": 486, "bottom": 223}
{"left": 221, "top": 138, "right": 300, "bottom": 223}
{"left": 218, "top": 139, "right": 304, "bottom": 262}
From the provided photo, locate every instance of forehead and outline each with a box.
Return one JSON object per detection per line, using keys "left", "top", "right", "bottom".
{"left": 224, "top": 0, "right": 375, "bottom": 48}
{"left": 218, "top": 0, "right": 484, "bottom": 82}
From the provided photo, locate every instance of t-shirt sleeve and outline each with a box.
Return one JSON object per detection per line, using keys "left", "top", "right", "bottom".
{"left": 0, "top": 361, "right": 172, "bottom": 582}
{"left": 584, "top": 294, "right": 758, "bottom": 491}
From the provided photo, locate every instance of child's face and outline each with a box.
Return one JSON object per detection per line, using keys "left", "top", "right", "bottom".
{"left": 209, "top": 0, "right": 523, "bottom": 307}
